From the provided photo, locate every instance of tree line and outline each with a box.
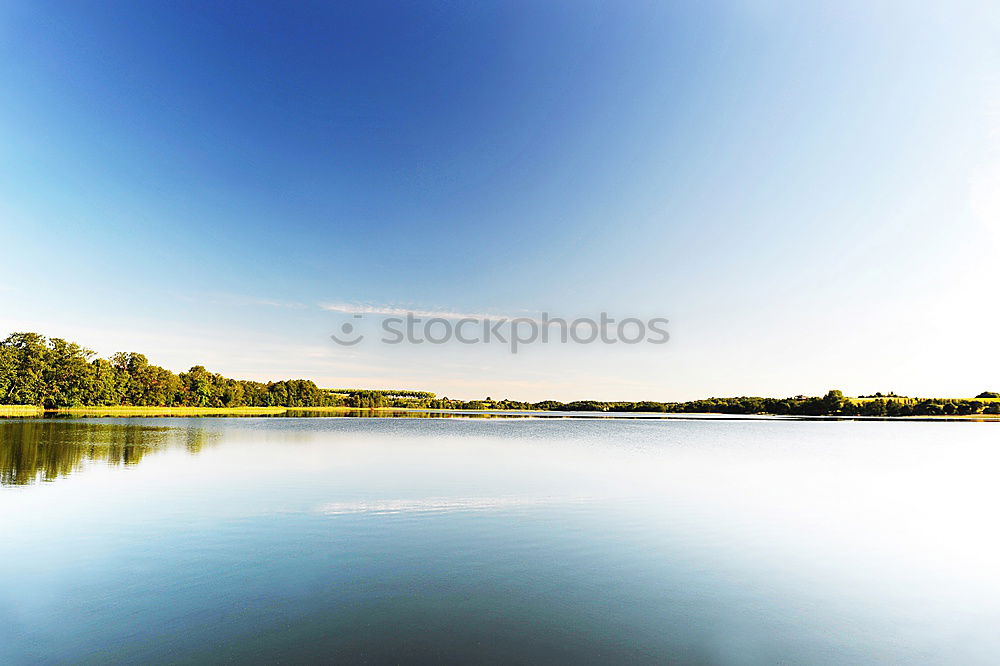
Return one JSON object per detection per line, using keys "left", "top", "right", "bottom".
{"left": 2, "top": 333, "right": 996, "bottom": 416}
{"left": 0, "top": 333, "right": 343, "bottom": 409}
{"left": 316, "top": 390, "right": 1000, "bottom": 416}
{"left": 421, "top": 390, "right": 1000, "bottom": 416}
{"left": 544, "top": 391, "right": 1000, "bottom": 416}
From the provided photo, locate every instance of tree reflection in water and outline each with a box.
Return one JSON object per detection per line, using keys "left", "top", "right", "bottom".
{"left": 0, "top": 421, "right": 214, "bottom": 486}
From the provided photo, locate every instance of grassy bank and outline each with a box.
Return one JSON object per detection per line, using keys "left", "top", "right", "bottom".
{"left": 0, "top": 405, "right": 44, "bottom": 417}
{"left": 49, "top": 406, "right": 290, "bottom": 417}
{"left": 1, "top": 405, "right": 428, "bottom": 418}
{"left": 47, "top": 406, "right": 403, "bottom": 417}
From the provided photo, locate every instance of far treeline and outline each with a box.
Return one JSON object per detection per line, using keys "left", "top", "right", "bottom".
{"left": 1, "top": 333, "right": 997, "bottom": 416}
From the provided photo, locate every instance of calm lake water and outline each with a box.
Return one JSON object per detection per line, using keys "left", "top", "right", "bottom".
{"left": 2, "top": 416, "right": 1000, "bottom": 664}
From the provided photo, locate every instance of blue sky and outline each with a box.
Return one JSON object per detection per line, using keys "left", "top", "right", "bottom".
{"left": 2, "top": 1, "right": 999, "bottom": 400}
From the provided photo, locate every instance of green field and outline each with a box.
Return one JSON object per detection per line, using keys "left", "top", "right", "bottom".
{"left": 850, "top": 396, "right": 1000, "bottom": 404}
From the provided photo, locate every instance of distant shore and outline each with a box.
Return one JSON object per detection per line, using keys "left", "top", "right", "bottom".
{"left": 3, "top": 333, "right": 1000, "bottom": 419}
{"left": 3, "top": 405, "right": 1000, "bottom": 421}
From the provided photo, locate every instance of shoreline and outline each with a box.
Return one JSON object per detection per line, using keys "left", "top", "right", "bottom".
{"left": 1, "top": 405, "right": 999, "bottom": 421}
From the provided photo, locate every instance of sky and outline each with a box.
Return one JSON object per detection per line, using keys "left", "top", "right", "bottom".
{"left": 2, "top": 0, "right": 999, "bottom": 401}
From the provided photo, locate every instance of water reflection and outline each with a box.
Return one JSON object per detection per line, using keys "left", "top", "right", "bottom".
{"left": 0, "top": 421, "right": 212, "bottom": 486}
{"left": 3, "top": 418, "right": 1000, "bottom": 662}
{"left": 315, "top": 495, "right": 592, "bottom": 515}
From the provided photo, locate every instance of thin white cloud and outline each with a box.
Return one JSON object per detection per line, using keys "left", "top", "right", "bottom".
{"left": 247, "top": 298, "right": 310, "bottom": 309}
{"left": 188, "top": 293, "right": 311, "bottom": 309}
{"left": 319, "top": 302, "right": 516, "bottom": 320}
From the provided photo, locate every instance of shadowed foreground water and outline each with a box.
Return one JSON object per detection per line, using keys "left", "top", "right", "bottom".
{"left": 2, "top": 417, "right": 1000, "bottom": 664}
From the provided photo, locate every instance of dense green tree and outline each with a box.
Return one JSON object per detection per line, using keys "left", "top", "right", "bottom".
{"left": 821, "top": 390, "right": 846, "bottom": 414}
{"left": 42, "top": 338, "right": 96, "bottom": 408}
{"left": 1, "top": 333, "right": 50, "bottom": 405}
{"left": 90, "top": 358, "right": 123, "bottom": 405}
{"left": 0, "top": 333, "right": 347, "bottom": 409}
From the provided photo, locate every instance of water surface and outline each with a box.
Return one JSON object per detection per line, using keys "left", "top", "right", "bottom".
{"left": 2, "top": 417, "right": 999, "bottom": 664}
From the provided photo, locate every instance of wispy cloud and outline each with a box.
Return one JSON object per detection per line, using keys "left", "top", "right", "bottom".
{"left": 319, "top": 302, "right": 514, "bottom": 320}
{"left": 187, "top": 293, "right": 311, "bottom": 309}
{"left": 245, "top": 298, "right": 310, "bottom": 309}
